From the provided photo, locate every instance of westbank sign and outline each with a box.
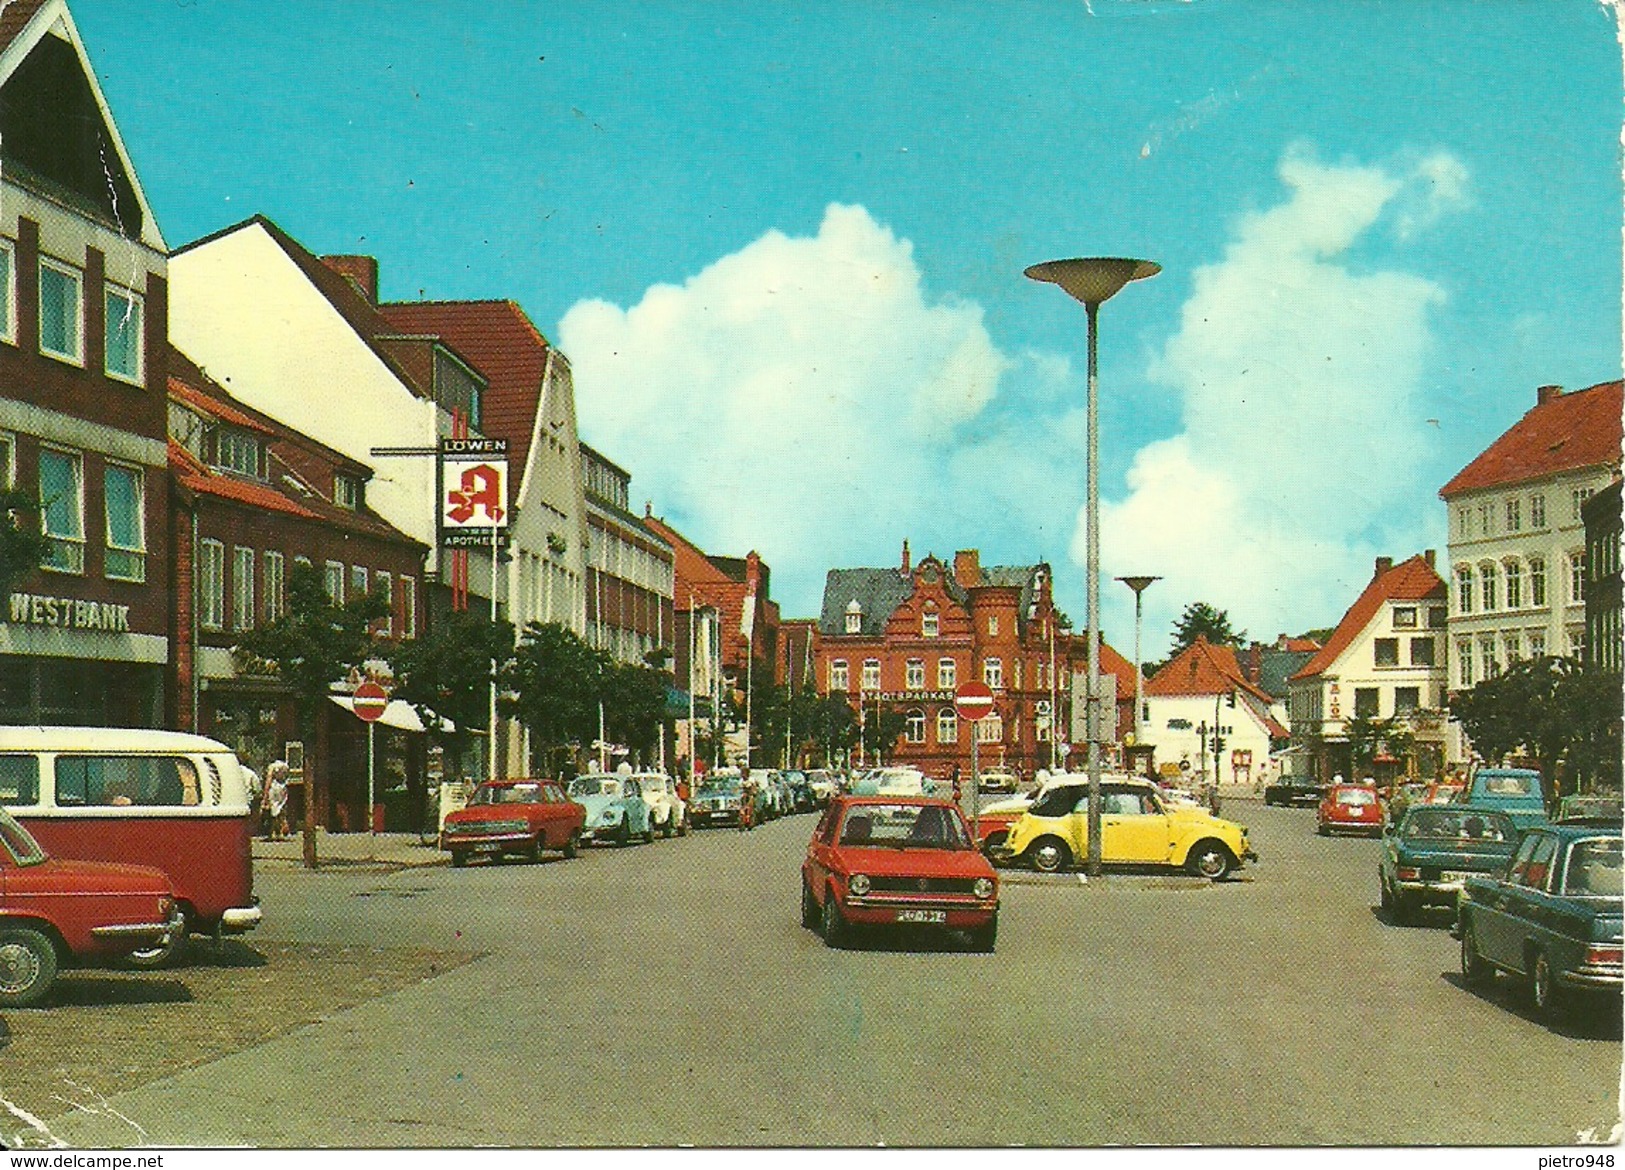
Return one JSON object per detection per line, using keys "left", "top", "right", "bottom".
{"left": 8, "top": 592, "right": 132, "bottom": 632}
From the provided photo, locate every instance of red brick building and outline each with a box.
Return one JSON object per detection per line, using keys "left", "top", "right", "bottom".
{"left": 814, "top": 543, "right": 1134, "bottom": 781}
{"left": 644, "top": 514, "right": 781, "bottom": 684}
{"left": 168, "top": 347, "right": 428, "bottom": 829}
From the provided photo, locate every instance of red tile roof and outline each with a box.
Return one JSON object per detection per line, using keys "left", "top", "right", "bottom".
{"left": 168, "top": 377, "right": 274, "bottom": 434}
{"left": 1146, "top": 636, "right": 1272, "bottom": 702}
{"left": 377, "top": 300, "right": 553, "bottom": 508}
{"left": 171, "top": 454, "right": 320, "bottom": 520}
{"left": 1292, "top": 555, "right": 1445, "bottom": 681}
{"left": 1440, "top": 381, "right": 1623, "bottom": 499}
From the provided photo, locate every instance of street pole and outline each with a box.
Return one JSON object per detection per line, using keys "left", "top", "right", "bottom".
{"left": 367, "top": 720, "right": 375, "bottom": 857}
{"left": 1117, "top": 576, "right": 1160, "bottom": 779}
{"left": 744, "top": 628, "right": 754, "bottom": 771}
{"left": 489, "top": 523, "right": 499, "bottom": 787}
{"left": 687, "top": 591, "right": 696, "bottom": 779}
{"left": 971, "top": 721, "right": 980, "bottom": 846}
{"left": 1048, "top": 617, "right": 1057, "bottom": 771}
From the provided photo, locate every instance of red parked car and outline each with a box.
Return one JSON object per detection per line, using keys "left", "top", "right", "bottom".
{"left": 801, "top": 795, "right": 1000, "bottom": 951}
{"left": 441, "top": 780, "right": 586, "bottom": 867}
{"left": 1318, "top": 783, "right": 1384, "bottom": 837}
{"left": 0, "top": 805, "right": 179, "bottom": 1007}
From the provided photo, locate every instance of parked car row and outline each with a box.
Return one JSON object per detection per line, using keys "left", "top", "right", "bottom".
{"left": 441, "top": 770, "right": 696, "bottom": 865}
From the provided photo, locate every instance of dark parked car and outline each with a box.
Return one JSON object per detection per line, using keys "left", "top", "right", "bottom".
{"left": 1456, "top": 822, "right": 1623, "bottom": 1019}
{"left": 1263, "top": 776, "right": 1322, "bottom": 807}
{"left": 1378, "top": 806, "right": 1518, "bottom": 925}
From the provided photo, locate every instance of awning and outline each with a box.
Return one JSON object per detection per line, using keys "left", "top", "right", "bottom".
{"left": 329, "top": 695, "right": 454, "bottom": 734}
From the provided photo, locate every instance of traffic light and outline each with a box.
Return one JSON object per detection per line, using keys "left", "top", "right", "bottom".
{"left": 1225, "top": 691, "right": 1236, "bottom": 708}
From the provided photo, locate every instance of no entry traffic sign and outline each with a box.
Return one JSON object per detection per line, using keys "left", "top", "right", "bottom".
{"left": 954, "top": 681, "right": 995, "bottom": 722}
{"left": 352, "top": 681, "right": 389, "bottom": 723}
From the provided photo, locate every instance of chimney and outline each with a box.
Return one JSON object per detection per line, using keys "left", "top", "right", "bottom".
{"left": 1537, "top": 384, "right": 1564, "bottom": 406}
{"left": 1424, "top": 548, "right": 1436, "bottom": 569}
{"left": 321, "top": 255, "right": 379, "bottom": 304}
{"left": 901, "top": 539, "right": 911, "bottom": 577}
{"left": 953, "top": 549, "right": 981, "bottom": 589}
{"left": 1275, "top": 633, "right": 1290, "bottom": 650}
{"left": 1375, "top": 556, "right": 1393, "bottom": 577}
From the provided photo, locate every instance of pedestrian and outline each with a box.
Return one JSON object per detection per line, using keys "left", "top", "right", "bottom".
{"left": 738, "top": 768, "right": 755, "bottom": 832}
{"left": 265, "top": 761, "right": 290, "bottom": 841}
{"left": 241, "top": 762, "right": 263, "bottom": 814}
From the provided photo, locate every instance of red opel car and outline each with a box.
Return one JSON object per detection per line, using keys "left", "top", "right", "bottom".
{"left": 441, "top": 780, "right": 586, "bottom": 867}
{"left": 1318, "top": 783, "right": 1384, "bottom": 837}
{"left": 801, "top": 795, "right": 1000, "bottom": 951}
{"left": 0, "top": 805, "right": 179, "bottom": 1007}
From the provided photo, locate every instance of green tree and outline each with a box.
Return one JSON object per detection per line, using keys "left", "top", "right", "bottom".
{"left": 806, "top": 694, "right": 859, "bottom": 766}
{"left": 859, "top": 707, "right": 909, "bottom": 764}
{"left": 390, "top": 609, "right": 514, "bottom": 787}
{"left": 1450, "top": 655, "right": 1621, "bottom": 801}
{"left": 506, "top": 622, "right": 602, "bottom": 774}
{"left": 1346, "top": 714, "right": 1415, "bottom": 775}
{"left": 600, "top": 659, "right": 670, "bottom": 763}
{"left": 235, "top": 561, "right": 389, "bottom": 868}
{"left": 0, "top": 487, "right": 50, "bottom": 601}
{"left": 1169, "top": 601, "right": 1247, "bottom": 658}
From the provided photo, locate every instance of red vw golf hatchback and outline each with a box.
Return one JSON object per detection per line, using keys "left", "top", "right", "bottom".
{"left": 1318, "top": 783, "right": 1384, "bottom": 837}
{"left": 801, "top": 795, "right": 1000, "bottom": 951}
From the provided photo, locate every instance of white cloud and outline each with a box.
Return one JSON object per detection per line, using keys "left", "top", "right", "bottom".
{"left": 560, "top": 203, "right": 1020, "bottom": 612}
{"left": 1096, "top": 146, "right": 1468, "bottom": 646}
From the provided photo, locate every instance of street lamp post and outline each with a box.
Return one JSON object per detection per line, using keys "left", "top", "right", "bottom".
{"left": 1026, "top": 258, "right": 1159, "bottom": 877}
{"left": 1116, "top": 574, "right": 1161, "bottom": 776}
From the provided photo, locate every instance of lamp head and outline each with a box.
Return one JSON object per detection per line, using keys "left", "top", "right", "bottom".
{"left": 1025, "top": 257, "right": 1160, "bottom": 306}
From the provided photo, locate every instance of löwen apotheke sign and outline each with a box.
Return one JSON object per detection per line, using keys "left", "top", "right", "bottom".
{"left": 8, "top": 592, "right": 132, "bottom": 632}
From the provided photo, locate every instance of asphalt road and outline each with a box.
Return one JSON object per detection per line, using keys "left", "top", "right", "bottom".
{"left": 47, "top": 800, "right": 1622, "bottom": 1148}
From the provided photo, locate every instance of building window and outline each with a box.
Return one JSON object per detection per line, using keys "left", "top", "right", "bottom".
{"left": 1409, "top": 637, "right": 1435, "bottom": 667}
{"left": 936, "top": 708, "right": 957, "bottom": 744}
{"left": 0, "top": 431, "right": 12, "bottom": 488}
{"left": 1530, "top": 493, "right": 1546, "bottom": 529}
{"left": 1456, "top": 506, "right": 1471, "bottom": 537}
{"left": 1504, "top": 561, "right": 1522, "bottom": 609}
{"left": 215, "top": 429, "right": 261, "bottom": 478}
{"left": 845, "top": 600, "right": 862, "bottom": 634}
{"left": 103, "top": 285, "right": 143, "bottom": 384}
{"left": 976, "top": 714, "right": 1003, "bottom": 743}
{"left": 1505, "top": 497, "right": 1521, "bottom": 532}
{"left": 0, "top": 239, "right": 14, "bottom": 344}
{"left": 1478, "top": 503, "right": 1494, "bottom": 536}
{"left": 1569, "top": 628, "right": 1586, "bottom": 659}
{"left": 861, "top": 659, "right": 880, "bottom": 691}
{"left": 1354, "top": 688, "right": 1379, "bottom": 719}
{"left": 374, "top": 570, "right": 393, "bottom": 636}
{"left": 921, "top": 610, "right": 938, "bottom": 638}
{"left": 829, "top": 660, "right": 848, "bottom": 692}
{"left": 1428, "top": 607, "right": 1446, "bottom": 629}
{"left": 1479, "top": 636, "right": 1498, "bottom": 679}
{"left": 1503, "top": 631, "right": 1522, "bottom": 663}
{"left": 325, "top": 561, "right": 344, "bottom": 603}
{"left": 264, "top": 551, "right": 286, "bottom": 622}
{"left": 334, "top": 475, "right": 360, "bottom": 510}
{"left": 905, "top": 659, "right": 924, "bottom": 690}
{"left": 938, "top": 658, "right": 956, "bottom": 689}
{"left": 401, "top": 575, "right": 417, "bottom": 638}
{"left": 983, "top": 657, "right": 1003, "bottom": 689}
{"left": 1392, "top": 606, "right": 1417, "bottom": 629}
{"left": 1394, "top": 687, "right": 1420, "bottom": 715}
{"left": 1528, "top": 630, "right": 1546, "bottom": 658}
{"left": 102, "top": 463, "right": 146, "bottom": 582}
{"left": 905, "top": 709, "right": 926, "bottom": 744}
{"left": 1573, "top": 486, "right": 1596, "bottom": 522}
{"left": 1455, "top": 567, "right": 1474, "bottom": 614}
{"left": 1457, "top": 639, "right": 1474, "bottom": 687}
{"left": 1567, "top": 550, "right": 1586, "bottom": 605}
{"left": 233, "top": 547, "right": 255, "bottom": 630}
{"left": 200, "top": 540, "right": 225, "bottom": 630}
{"left": 38, "top": 257, "right": 83, "bottom": 364}
{"left": 1479, "top": 563, "right": 1497, "bottom": 611}
{"left": 37, "top": 447, "right": 83, "bottom": 573}
{"left": 1529, "top": 557, "right": 1547, "bottom": 607}
{"left": 1374, "top": 638, "right": 1399, "bottom": 667}
{"left": 350, "top": 564, "right": 369, "bottom": 601}
{"left": 987, "top": 614, "right": 999, "bottom": 637}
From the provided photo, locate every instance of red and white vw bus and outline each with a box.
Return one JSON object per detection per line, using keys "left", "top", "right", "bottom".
{"left": 0, "top": 727, "right": 262, "bottom": 964}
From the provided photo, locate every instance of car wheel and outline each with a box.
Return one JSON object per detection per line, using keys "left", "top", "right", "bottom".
{"left": 1460, "top": 920, "right": 1493, "bottom": 987}
{"left": 1028, "top": 836, "right": 1072, "bottom": 874}
{"left": 526, "top": 835, "right": 545, "bottom": 864}
{"left": 968, "top": 912, "right": 998, "bottom": 954}
{"left": 1186, "top": 840, "right": 1234, "bottom": 881}
{"left": 1532, "top": 950, "right": 1563, "bottom": 1017}
{"left": 126, "top": 910, "right": 189, "bottom": 969}
{"left": 450, "top": 850, "right": 468, "bottom": 868}
{"left": 677, "top": 816, "right": 689, "bottom": 837}
{"left": 0, "top": 926, "right": 58, "bottom": 1008}
{"left": 1316, "top": 823, "right": 1330, "bottom": 837}
{"left": 617, "top": 820, "right": 632, "bottom": 847}
{"left": 1378, "top": 874, "right": 1393, "bottom": 913}
{"left": 643, "top": 818, "right": 656, "bottom": 844}
{"left": 981, "top": 830, "right": 1009, "bottom": 859}
{"left": 821, "top": 888, "right": 850, "bottom": 948}
{"left": 563, "top": 829, "right": 581, "bottom": 859}
{"left": 801, "top": 879, "right": 819, "bottom": 930}
{"left": 1392, "top": 893, "right": 1417, "bottom": 926}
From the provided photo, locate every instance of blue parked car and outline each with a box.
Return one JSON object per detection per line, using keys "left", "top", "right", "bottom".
{"left": 1377, "top": 805, "right": 1519, "bottom": 925}
{"left": 566, "top": 773, "right": 655, "bottom": 846}
{"left": 1452, "top": 767, "right": 1549, "bottom": 831}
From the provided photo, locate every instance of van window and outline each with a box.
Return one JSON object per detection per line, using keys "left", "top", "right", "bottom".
{"left": 55, "top": 756, "right": 202, "bottom": 808}
{"left": 0, "top": 756, "right": 40, "bottom": 805}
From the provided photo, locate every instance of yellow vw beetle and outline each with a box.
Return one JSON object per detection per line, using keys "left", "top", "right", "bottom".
{"left": 995, "top": 777, "right": 1257, "bottom": 880}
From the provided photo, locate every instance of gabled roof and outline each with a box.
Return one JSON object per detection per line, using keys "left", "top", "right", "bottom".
{"left": 1145, "top": 636, "right": 1272, "bottom": 702}
{"left": 378, "top": 299, "right": 556, "bottom": 507}
{"left": 819, "top": 568, "right": 916, "bottom": 637}
{"left": 642, "top": 514, "right": 744, "bottom": 597}
{"left": 168, "top": 377, "right": 273, "bottom": 435}
{"left": 1292, "top": 555, "right": 1445, "bottom": 681}
{"left": 1440, "top": 380, "right": 1623, "bottom": 499}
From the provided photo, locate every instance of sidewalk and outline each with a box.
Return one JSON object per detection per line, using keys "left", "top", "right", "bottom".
{"left": 252, "top": 829, "right": 448, "bottom": 871}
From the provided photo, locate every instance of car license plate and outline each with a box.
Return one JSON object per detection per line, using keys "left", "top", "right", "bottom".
{"left": 895, "top": 908, "right": 946, "bottom": 924}
{"left": 1440, "top": 871, "right": 1465, "bottom": 883}
{"left": 475, "top": 843, "right": 501, "bottom": 853}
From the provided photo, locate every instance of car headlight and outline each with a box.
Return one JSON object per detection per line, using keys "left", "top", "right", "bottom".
{"left": 848, "top": 873, "right": 871, "bottom": 897}
{"left": 974, "top": 877, "right": 995, "bottom": 899}
{"left": 598, "top": 809, "right": 621, "bottom": 823}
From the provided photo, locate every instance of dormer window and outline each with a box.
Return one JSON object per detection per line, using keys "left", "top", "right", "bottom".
{"left": 845, "top": 599, "right": 863, "bottom": 634}
{"left": 214, "top": 428, "right": 261, "bottom": 478}
{"left": 334, "top": 475, "right": 361, "bottom": 510}
{"left": 922, "top": 609, "right": 939, "bottom": 638}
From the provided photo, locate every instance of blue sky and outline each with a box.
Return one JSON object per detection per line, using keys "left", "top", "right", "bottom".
{"left": 75, "top": 0, "right": 1622, "bottom": 653}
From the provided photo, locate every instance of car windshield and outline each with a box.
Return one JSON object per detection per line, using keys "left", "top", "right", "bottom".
{"left": 568, "top": 777, "right": 620, "bottom": 799}
{"left": 838, "top": 803, "right": 969, "bottom": 849}
{"left": 1562, "top": 837, "right": 1623, "bottom": 897}
{"left": 1482, "top": 773, "right": 1533, "bottom": 795}
{"left": 1337, "top": 789, "right": 1376, "bottom": 806}
{"left": 1402, "top": 808, "right": 1513, "bottom": 842}
{"left": 699, "top": 779, "right": 741, "bottom": 796}
{"left": 0, "top": 806, "right": 45, "bottom": 866}
{"left": 471, "top": 784, "right": 543, "bottom": 806}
